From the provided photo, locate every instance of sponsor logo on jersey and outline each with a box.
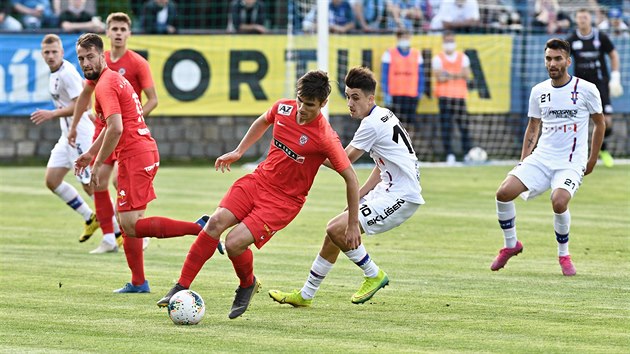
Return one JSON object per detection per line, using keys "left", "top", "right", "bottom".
{"left": 137, "top": 128, "right": 150, "bottom": 136}
{"left": 273, "top": 138, "right": 305, "bottom": 163}
{"left": 380, "top": 110, "right": 393, "bottom": 122}
{"left": 277, "top": 104, "right": 294, "bottom": 116}
{"left": 549, "top": 109, "right": 578, "bottom": 118}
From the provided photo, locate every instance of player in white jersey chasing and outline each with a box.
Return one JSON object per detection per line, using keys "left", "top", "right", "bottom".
{"left": 490, "top": 38, "right": 605, "bottom": 276}
{"left": 29, "top": 34, "right": 99, "bottom": 241}
{"left": 269, "top": 66, "right": 424, "bottom": 306}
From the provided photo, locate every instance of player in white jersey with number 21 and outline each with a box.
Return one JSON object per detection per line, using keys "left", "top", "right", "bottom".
{"left": 269, "top": 66, "right": 424, "bottom": 306}
{"left": 491, "top": 38, "right": 605, "bottom": 276}
{"left": 30, "top": 34, "right": 99, "bottom": 242}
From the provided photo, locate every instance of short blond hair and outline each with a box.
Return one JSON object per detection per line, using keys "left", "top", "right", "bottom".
{"left": 106, "top": 12, "right": 132, "bottom": 29}
{"left": 41, "top": 33, "right": 62, "bottom": 46}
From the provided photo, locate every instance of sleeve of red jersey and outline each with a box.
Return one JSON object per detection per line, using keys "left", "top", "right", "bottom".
{"left": 96, "top": 78, "right": 122, "bottom": 120}
{"left": 137, "top": 56, "right": 155, "bottom": 90}
{"left": 265, "top": 100, "right": 281, "bottom": 124}
{"left": 323, "top": 125, "right": 351, "bottom": 173}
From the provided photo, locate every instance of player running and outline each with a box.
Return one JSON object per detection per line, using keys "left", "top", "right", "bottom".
{"left": 269, "top": 66, "right": 424, "bottom": 307}
{"left": 155, "top": 70, "right": 361, "bottom": 319}
{"left": 31, "top": 34, "right": 99, "bottom": 242}
{"left": 74, "top": 33, "right": 207, "bottom": 293}
{"left": 68, "top": 12, "right": 158, "bottom": 254}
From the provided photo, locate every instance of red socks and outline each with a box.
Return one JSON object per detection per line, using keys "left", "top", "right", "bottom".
{"left": 178, "top": 230, "right": 220, "bottom": 288}
{"left": 122, "top": 232, "right": 145, "bottom": 286}
{"left": 135, "top": 216, "right": 202, "bottom": 238}
{"left": 94, "top": 190, "right": 114, "bottom": 234}
{"left": 229, "top": 248, "right": 254, "bottom": 288}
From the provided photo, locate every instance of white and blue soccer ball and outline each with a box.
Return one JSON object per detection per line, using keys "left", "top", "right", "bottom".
{"left": 465, "top": 147, "right": 488, "bottom": 163}
{"left": 168, "top": 289, "right": 206, "bottom": 325}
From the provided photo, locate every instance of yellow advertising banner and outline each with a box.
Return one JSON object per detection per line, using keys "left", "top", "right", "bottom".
{"left": 118, "top": 34, "right": 512, "bottom": 116}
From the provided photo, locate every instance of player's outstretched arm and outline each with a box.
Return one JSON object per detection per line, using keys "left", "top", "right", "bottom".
{"left": 586, "top": 112, "right": 606, "bottom": 175}
{"left": 68, "top": 84, "right": 95, "bottom": 147}
{"left": 339, "top": 166, "right": 361, "bottom": 250}
{"left": 215, "top": 113, "right": 271, "bottom": 172}
{"left": 520, "top": 117, "right": 541, "bottom": 161}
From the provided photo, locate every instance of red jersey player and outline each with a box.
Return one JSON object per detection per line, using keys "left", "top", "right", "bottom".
{"left": 68, "top": 12, "right": 158, "bottom": 254}
{"left": 74, "top": 33, "right": 207, "bottom": 294}
{"left": 155, "top": 70, "right": 361, "bottom": 319}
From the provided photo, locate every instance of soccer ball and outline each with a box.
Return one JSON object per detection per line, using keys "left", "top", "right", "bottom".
{"left": 465, "top": 147, "right": 488, "bottom": 163}
{"left": 168, "top": 290, "right": 206, "bottom": 325}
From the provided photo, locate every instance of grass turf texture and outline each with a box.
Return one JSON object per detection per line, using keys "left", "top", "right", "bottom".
{"left": 1, "top": 165, "right": 628, "bottom": 353}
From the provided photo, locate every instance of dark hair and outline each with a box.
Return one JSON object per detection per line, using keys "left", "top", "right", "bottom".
{"left": 345, "top": 66, "right": 376, "bottom": 95}
{"left": 545, "top": 38, "right": 571, "bottom": 56}
{"left": 77, "top": 33, "right": 104, "bottom": 53}
{"left": 296, "top": 70, "right": 331, "bottom": 103}
{"left": 395, "top": 28, "right": 410, "bottom": 38}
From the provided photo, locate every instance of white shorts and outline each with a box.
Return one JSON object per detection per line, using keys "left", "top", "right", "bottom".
{"left": 358, "top": 189, "right": 420, "bottom": 236}
{"left": 47, "top": 134, "right": 92, "bottom": 184}
{"left": 508, "top": 156, "right": 583, "bottom": 201}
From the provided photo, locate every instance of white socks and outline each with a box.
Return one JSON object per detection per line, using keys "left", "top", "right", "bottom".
{"left": 300, "top": 255, "right": 334, "bottom": 300}
{"left": 300, "top": 244, "right": 380, "bottom": 300}
{"left": 496, "top": 199, "right": 517, "bottom": 248}
{"left": 103, "top": 233, "right": 116, "bottom": 246}
{"left": 554, "top": 210, "right": 571, "bottom": 256}
{"left": 344, "top": 244, "right": 379, "bottom": 278}
{"left": 53, "top": 182, "right": 93, "bottom": 221}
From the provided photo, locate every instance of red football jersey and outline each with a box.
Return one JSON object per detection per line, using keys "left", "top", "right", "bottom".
{"left": 94, "top": 67, "right": 157, "bottom": 161}
{"left": 91, "top": 49, "right": 154, "bottom": 138}
{"left": 254, "top": 99, "right": 351, "bottom": 204}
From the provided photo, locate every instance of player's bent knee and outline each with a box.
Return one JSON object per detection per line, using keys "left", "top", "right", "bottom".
{"left": 495, "top": 188, "right": 515, "bottom": 203}
{"left": 45, "top": 180, "right": 59, "bottom": 191}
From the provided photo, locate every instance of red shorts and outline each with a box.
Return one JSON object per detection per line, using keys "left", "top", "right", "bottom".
{"left": 220, "top": 174, "right": 303, "bottom": 249}
{"left": 103, "top": 151, "right": 117, "bottom": 166}
{"left": 116, "top": 150, "right": 159, "bottom": 212}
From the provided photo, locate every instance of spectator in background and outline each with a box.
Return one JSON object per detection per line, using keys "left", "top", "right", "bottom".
{"left": 432, "top": 31, "right": 471, "bottom": 165}
{"left": 329, "top": 0, "right": 354, "bottom": 33}
{"left": 386, "top": 0, "right": 423, "bottom": 32}
{"left": 12, "top": 0, "right": 59, "bottom": 29}
{"left": 60, "top": 0, "right": 105, "bottom": 33}
{"left": 141, "top": 0, "right": 177, "bottom": 34}
{"left": 303, "top": 0, "right": 354, "bottom": 34}
{"left": 1, "top": 0, "right": 23, "bottom": 30}
{"left": 598, "top": 7, "right": 629, "bottom": 37}
{"left": 229, "top": 0, "right": 267, "bottom": 34}
{"left": 381, "top": 29, "right": 423, "bottom": 140}
{"left": 351, "top": 0, "right": 385, "bottom": 32}
{"left": 567, "top": 8, "right": 624, "bottom": 167}
{"left": 531, "top": 0, "right": 572, "bottom": 34}
{"left": 429, "top": 0, "right": 480, "bottom": 33}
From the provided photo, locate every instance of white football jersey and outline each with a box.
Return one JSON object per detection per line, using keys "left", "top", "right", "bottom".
{"left": 528, "top": 76, "right": 602, "bottom": 169}
{"left": 349, "top": 105, "right": 424, "bottom": 204}
{"left": 49, "top": 60, "right": 93, "bottom": 138}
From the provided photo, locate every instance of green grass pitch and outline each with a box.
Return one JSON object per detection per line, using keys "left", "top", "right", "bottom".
{"left": 1, "top": 165, "right": 628, "bottom": 353}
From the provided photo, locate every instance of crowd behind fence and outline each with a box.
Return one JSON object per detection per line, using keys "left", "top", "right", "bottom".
{"left": 1, "top": 1, "right": 629, "bottom": 35}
